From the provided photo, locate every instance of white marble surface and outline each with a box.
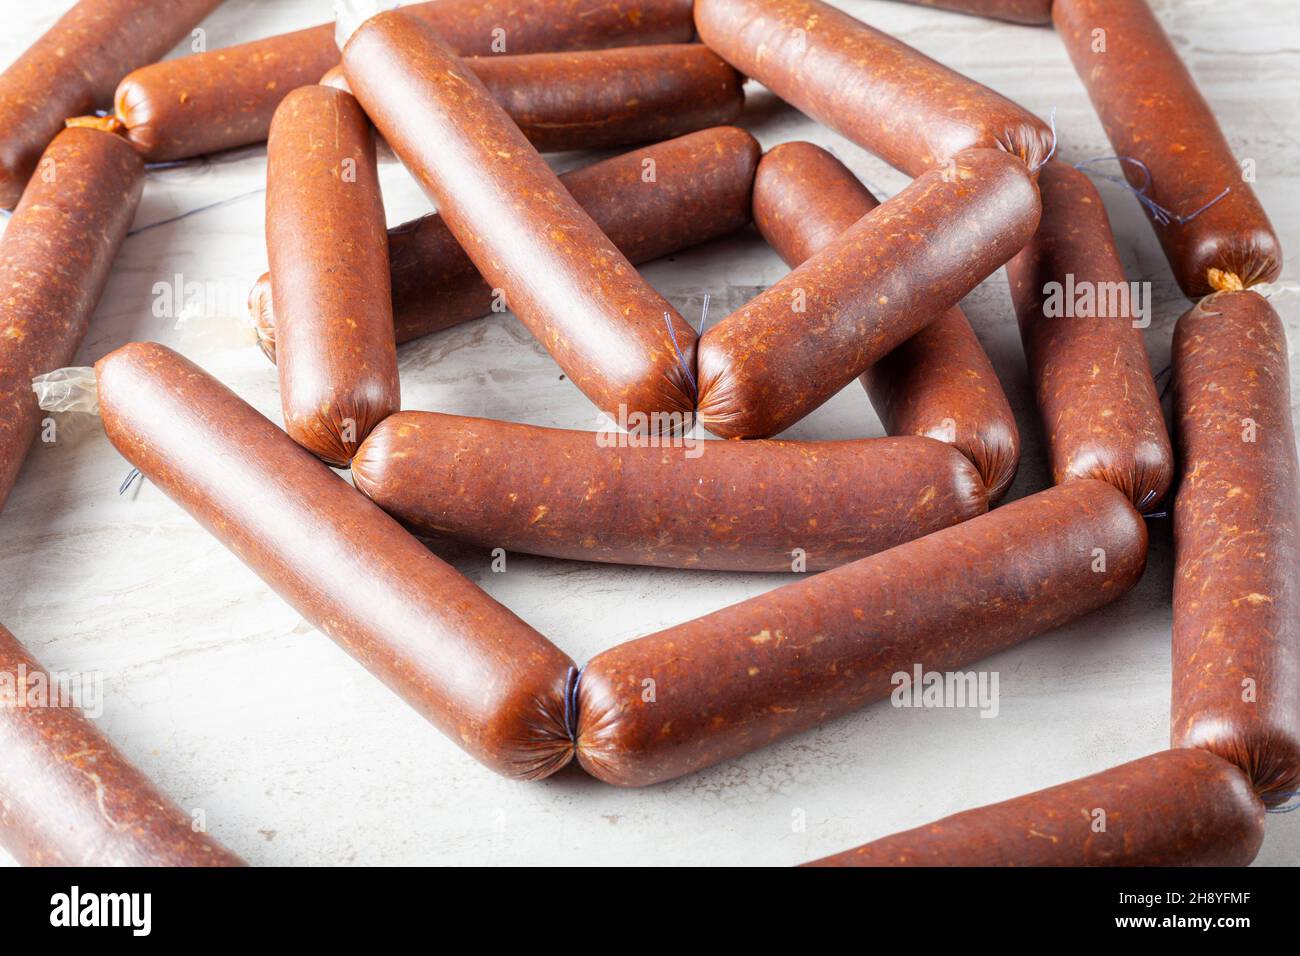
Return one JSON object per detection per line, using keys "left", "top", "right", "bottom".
{"left": 1, "top": 0, "right": 1297, "bottom": 866}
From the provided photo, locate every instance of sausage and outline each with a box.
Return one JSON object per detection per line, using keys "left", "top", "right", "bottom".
{"left": 1172, "top": 290, "right": 1300, "bottom": 806}
{"left": 753, "top": 141, "right": 1020, "bottom": 500}
{"left": 95, "top": 343, "right": 577, "bottom": 781}
{"left": 0, "top": 127, "right": 142, "bottom": 514}
{"left": 888, "top": 0, "right": 1052, "bottom": 24}
{"left": 342, "top": 10, "right": 698, "bottom": 425}
{"left": 266, "top": 85, "right": 396, "bottom": 467}
{"left": 250, "top": 126, "right": 760, "bottom": 363}
{"left": 0, "top": 0, "right": 219, "bottom": 207}
{"left": 352, "top": 411, "right": 988, "bottom": 572}
{"left": 1053, "top": 0, "right": 1283, "bottom": 298}
{"left": 111, "top": 0, "right": 696, "bottom": 162}
{"left": 1006, "top": 161, "right": 1174, "bottom": 512}
{"left": 0, "top": 622, "right": 245, "bottom": 867}
{"left": 696, "top": 147, "right": 1041, "bottom": 440}
{"left": 318, "top": 45, "right": 742, "bottom": 154}
{"left": 803, "top": 749, "right": 1264, "bottom": 866}
{"left": 693, "top": 0, "right": 1054, "bottom": 178}
{"left": 575, "top": 478, "right": 1147, "bottom": 787}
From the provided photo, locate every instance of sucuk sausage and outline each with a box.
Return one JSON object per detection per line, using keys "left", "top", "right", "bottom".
{"left": 0, "top": 0, "right": 219, "bottom": 207}
{"left": 0, "top": 126, "right": 142, "bottom": 514}
{"left": 1172, "top": 290, "right": 1300, "bottom": 806}
{"left": 351, "top": 412, "right": 988, "bottom": 572}
{"left": 250, "top": 126, "right": 760, "bottom": 363}
{"left": 753, "top": 141, "right": 1020, "bottom": 501}
{"left": 890, "top": 0, "right": 1051, "bottom": 24}
{"left": 266, "top": 85, "right": 396, "bottom": 467}
{"left": 696, "top": 147, "right": 1041, "bottom": 440}
{"left": 693, "top": 0, "right": 1054, "bottom": 178}
{"left": 803, "top": 749, "right": 1265, "bottom": 866}
{"left": 1053, "top": 0, "right": 1282, "bottom": 298}
{"left": 574, "top": 479, "right": 1147, "bottom": 787}
{"left": 342, "top": 10, "right": 698, "bottom": 426}
{"left": 110, "top": 0, "right": 697, "bottom": 162}
{"left": 318, "top": 45, "right": 742, "bottom": 154}
{"left": 0, "top": 622, "right": 246, "bottom": 867}
{"left": 95, "top": 343, "right": 578, "bottom": 781}
{"left": 1006, "top": 160, "right": 1174, "bottom": 512}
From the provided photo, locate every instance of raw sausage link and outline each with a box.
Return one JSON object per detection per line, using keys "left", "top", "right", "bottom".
{"left": 890, "top": 0, "right": 1051, "bottom": 24}
{"left": 696, "top": 147, "right": 1041, "bottom": 440}
{"left": 112, "top": 0, "right": 696, "bottom": 162}
{"left": 0, "top": 0, "right": 219, "bottom": 207}
{"left": 342, "top": 10, "right": 698, "bottom": 424}
{"left": 693, "top": 0, "right": 1054, "bottom": 178}
{"left": 575, "top": 479, "right": 1147, "bottom": 787}
{"left": 1172, "top": 290, "right": 1300, "bottom": 806}
{"left": 95, "top": 343, "right": 577, "bottom": 781}
{"left": 0, "top": 622, "right": 246, "bottom": 867}
{"left": 266, "top": 85, "right": 396, "bottom": 467}
{"left": 0, "top": 127, "right": 143, "bottom": 513}
{"left": 1006, "top": 160, "right": 1174, "bottom": 512}
{"left": 1053, "top": 0, "right": 1282, "bottom": 298}
{"left": 804, "top": 749, "right": 1264, "bottom": 866}
{"left": 753, "top": 141, "right": 1020, "bottom": 500}
{"left": 250, "top": 126, "right": 760, "bottom": 362}
{"left": 352, "top": 411, "right": 988, "bottom": 572}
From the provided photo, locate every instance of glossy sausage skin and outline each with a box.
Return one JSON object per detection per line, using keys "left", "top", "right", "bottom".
{"left": 1054, "top": 0, "right": 1282, "bottom": 297}
{"left": 96, "top": 344, "right": 577, "bottom": 781}
{"left": 0, "top": 0, "right": 218, "bottom": 207}
{"left": 112, "top": 0, "right": 696, "bottom": 161}
{"left": 1172, "top": 291, "right": 1300, "bottom": 806}
{"left": 805, "top": 749, "right": 1264, "bottom": 866}
{"left": 266, "top": 85, "right": 396, "bottom": 467}
{"left": 1006, "top": 161, "right": 1174, "bottom": 512}
{"left": 575, "top": 479, "right": 1147, "bottom": 787}
{"left": 697, "top": 147, "right": 1041, "bottom": 440}
{"left": 694, "top": 0, "right": 1053, "bottom": 178}
{"left": 353, "top": 411, "right": 988, "bottom": 572}
{"left": 0, "top": 127, "right": 143, "bottom": 513}
{"left": 753, "top": 141, "right": 1020, "bottom": 500}
{"left": 0, "top": 623, "right": 246, "bottom": 867}
{"left": 251, "top": 126, "right": 759, "bottom": 362}
{"left": 343, "top": 11, "right": 697, "bottom": 424}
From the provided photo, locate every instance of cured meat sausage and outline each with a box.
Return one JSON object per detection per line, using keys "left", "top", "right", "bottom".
{"left": 696, "top": 147, "right": 1040, "bottom": 440}
{"left": 352, "top": 411, "right": 988, "bottom": 572}
{"left": 752, "top": 141, "right": 1020, "bottom": 500}
{"left": 575, "top": 479, "right": 1147, "bottom": 786}
{"left": 804, "top": 749, "right": 1265, "bottom": 866}
{"left": 266, "top": 84, "right": 396, "bottom": 466}
{"left": 95, "top": 343, "right": 578, "bottom": 781}
{"left": 0, "top": 127, "right": 142, "bottom": 513}
{"left": 1053, "top": 0, "right": 1283, "bottom": 298}
{"left": 1172, "top": 290, "right": 1300, "bottom": 806}
{"left": 1006, "top": 160, "right": 1174, "bottom": 512}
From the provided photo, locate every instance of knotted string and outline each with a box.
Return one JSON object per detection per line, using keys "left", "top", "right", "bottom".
{"left": 1074, "top": 155, "right": 1230, "bottom": 226}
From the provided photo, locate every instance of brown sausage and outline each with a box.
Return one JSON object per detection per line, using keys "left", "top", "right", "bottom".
{"left": 0, "top": 0, "right": 219, "bottom": 207}
{"left": 753, "top": 141, "right": 1020, "bottom": 500}
{"left": 889, "top": 0, "right": 1052, "bottom": 24}
{"left": 1053, "top": 0, "right": 1282, "bottom": 298}
{"left": 693, "top": 0, "right": 1054, "bottom": 178}
{"left": 575, "top": 479, "right": 1147, "bottom": 787}
{"left": 352, "top": 411, "right": 988, "bottom": 572}
{"left": 342, "top": 10, "right": 698, "bottom": 425}
{"left": 0, "top": 622, "right": 245, "bottom": 867}
{"left": 696, "top": 147, "right": 1041, "bottom": 440}
{"left": 1172, "top": 290, "right": 1300, "bottom": 806}
{"left": 1006, "top": 161, "right": 1174, "bottom": 512}
{"left": 111, "top": 0, "right": 697, "bottom": 162}
{"left": 266, "top": 85, "right": 396, "bottom": 467}
{"left": 95, "top": 343, "right": 577, "bottom": 781}
{"left": 0, "top": 127, "right": 142, "bottom": 513}
{"left": 250, "top": 126, "right": 760, "bottom": 363}
{"left": 803, "top": 749, "right": 1264, "bottom": 866}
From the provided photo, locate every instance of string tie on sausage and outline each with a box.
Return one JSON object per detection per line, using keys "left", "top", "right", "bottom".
{"left": 118, "top": 468, "right": 142, "bottom": 495}
{"left": 128, "top": 188, "right": 265, "bottom": 236}
{"left": 663, "top": 311, "right": 698, "bottom": 400}
{"left": 563, "top": 664, "right": 585, "bottom": 742}
{"left": 1074, "top": 156, "right": 1230, "bottom": 226}
{"left": 1029, "top": 106, "right": 1057, "bottom": 174}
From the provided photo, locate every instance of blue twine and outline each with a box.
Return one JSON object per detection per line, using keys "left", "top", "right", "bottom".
{"left": 118, "top": 468, "right": 142, "bottom": 495}
{"left": 663, "top": 311, "right": 698, "bottom": 399}
{"left": 128, "top": 187, "right": 264, "bottom": 236}
{"left": 1030, "top": 106, "right": 1058, "bottom": 174}
{"left": 1074, "top": 155, "right": 1230, "bottom": 226}
{"left": 697, "top": 291, "right": 712, "bottom": 335}
{"left": 563, "top": 663, "right": 586, "bottom": 741}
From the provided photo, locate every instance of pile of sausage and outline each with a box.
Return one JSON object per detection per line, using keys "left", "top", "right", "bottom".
{"left": 0, "top": 0, "right": 1294, "bottom": 868}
